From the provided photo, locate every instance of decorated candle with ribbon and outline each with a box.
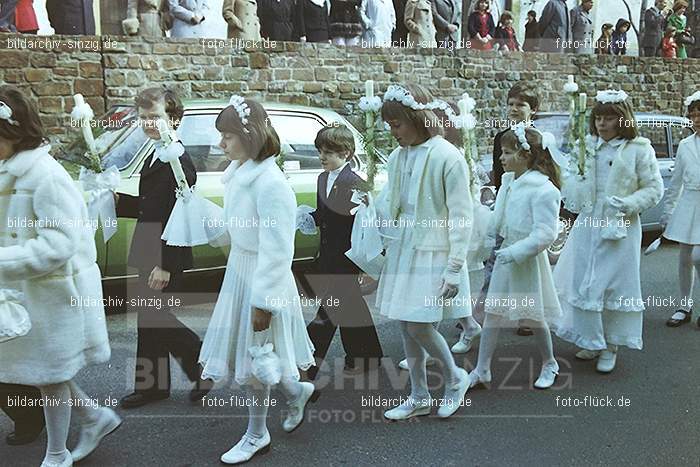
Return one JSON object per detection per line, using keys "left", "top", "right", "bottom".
{"left": 72, "top": 94, "right": 96, "bottom": 154}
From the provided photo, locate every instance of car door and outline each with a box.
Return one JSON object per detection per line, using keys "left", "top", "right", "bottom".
{"left": 637, "top": 120, "right": 673, "bottom": 230}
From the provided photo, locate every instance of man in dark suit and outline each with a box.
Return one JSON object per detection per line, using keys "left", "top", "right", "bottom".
{"left": 46, "top": 0, "right": 95, "bottom": 35}
{"left": 392, "top": 0, "right": 409, "bottom": 44}
{"left": 115, "top": 87, "right": 211, "bottom": 409}
{"left": 431, "top": 0, "right": 461, "bottom": 48}
{"left": 538, "top": 0, "right": 571, "bottom": 53}
{"left": 642, "top": 0, "right": 669, "bottom": 57}
{"left": 0, "top": 384, "right": 44, "bottom": 446}
{"left": 305, "top": 124, "right": 383, "bottom": 379}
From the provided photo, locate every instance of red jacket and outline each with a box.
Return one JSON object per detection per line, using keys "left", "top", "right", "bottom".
{"left": 15, "top": 0, "right": 38, "bottom": 32}
{"left": 662, "top": 36, "right": 677, "bottom": 58}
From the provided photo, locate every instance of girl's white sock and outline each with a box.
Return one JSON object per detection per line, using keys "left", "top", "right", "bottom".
{"left": 245, "top": 384, "right": 270, "bottom": 437}
{"left": 39, "top": 382, "right": 72, "bottom": 464}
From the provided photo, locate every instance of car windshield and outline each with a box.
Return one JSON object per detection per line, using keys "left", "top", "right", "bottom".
{"left": 99, "top": 106, "right": 149, "bottom": 170}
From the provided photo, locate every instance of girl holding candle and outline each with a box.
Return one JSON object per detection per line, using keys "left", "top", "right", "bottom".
{"left": 661, "top": 92, "right": 700, "bottom": 328}
{"left": 377, "top": 84, "right": 473, "bottom": 420}
{"left": 553, "top": 90, "right": 664, "bottom": 374}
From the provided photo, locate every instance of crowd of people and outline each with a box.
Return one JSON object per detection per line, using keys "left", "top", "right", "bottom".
{"left": 1, "top": 76, "right": 700, "bottom": 465}
{"left": 0, "top": 0, "right": 696, "bottom": 57}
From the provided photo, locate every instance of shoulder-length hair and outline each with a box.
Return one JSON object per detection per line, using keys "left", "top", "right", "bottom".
{"left": 589, "top": 99, "right": 639, "bottom": 140}
{"left": 215, "top": 99, "right": 280, "bottom": 161}
{"left": 380, "top": 83, "right": 443, "bottom": 141}
{"left": 0, "top": 86, "right": 46, "bottom": 153}
{"left": 501, "top": 127, "right": 562, "bottom": 189}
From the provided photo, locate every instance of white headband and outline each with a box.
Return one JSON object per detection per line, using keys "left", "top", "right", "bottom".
{"left": 382, "top": 85, "right": 477, "bottom": 129}
{"left": 512, "top": 122, "right": 531, "bottom": 151}
{"left": 228, "top": 95, "right": 251, "bottom": 134}
{"left": 0, "top": 101, "right": 20, "bottom": 127}
{"left": 510, "top": 123, "right": 567, "bottom": 166}
{"left": 595, "top": 90, "right": 629, "bottom": 104}
{"left": 685, "top": 91, "right": 700, "bottom": 109}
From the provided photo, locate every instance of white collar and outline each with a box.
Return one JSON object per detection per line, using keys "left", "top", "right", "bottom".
{"left": 595, "top": 136, "right": 626, "bottom": 150}
{"left": 329, "top": 162, "right": 349, "bottom": 176}
{"left": 0, "top": 145, "right": 52, "bottom": 177}
{"left": 221, "top": 156, "right": 278, "bottom": 186}
{"left": 308, "top": 0, "right": 329, "bottom": 9}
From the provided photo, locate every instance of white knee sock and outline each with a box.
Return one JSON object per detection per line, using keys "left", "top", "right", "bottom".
{"left": 405, "top": 321, "right": 461, "bottom": 385}
{"left": 474, "top": 313, "right": 503, "bottom": 376}
{"left": 39, "top": 383, "right": 72, "bottom": 464}
{"left": 245, "top": 384, "right": 270, "bottom": 437}
{"left": 277, "top": 377, "right": 302, "bottom": 403}
{"left": 399, "top": 321, "right": 429, "bottom": 401}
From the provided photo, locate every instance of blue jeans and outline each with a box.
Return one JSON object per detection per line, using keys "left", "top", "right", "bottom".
{"left": 0, "top": 0, "right": 18, "bottom": 31}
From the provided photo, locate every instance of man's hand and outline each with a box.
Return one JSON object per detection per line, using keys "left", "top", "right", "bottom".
{"left": 148, "top": 266, "right": 171, "bottom": 290}
{"left": 252, "top": 307, "right": 272, "bottom": 331}
{"left": 447, "top": 24, "right": 458, "bottom": 33}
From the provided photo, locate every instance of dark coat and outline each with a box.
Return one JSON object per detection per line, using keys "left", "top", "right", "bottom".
{"left": 642, "top": 6, "right": 666, "bottom": 49}
{"left": 494, "top": 25, "right": 520, "bottom": 51}
{"left": 116, "top": 150, "right": 197, "bottom": 275}
{"left": 311, "top": 165, "right": 361, "bottom": 275}
{"left": 523, "top": 18, "right": 539, "bottom": 51}
{"left": 296, "top": 0, "right": 331, "bottom": 42}
{"left": 492, "top": 129, "right": 506, "bottom": 193}
{"left": 538, "top": 0, "right": 570, "bottom": 53}
{"left": 259, "top": 0, "right": 295, "bottom": 41}
{"left": 392, "top": 0, "right": 408, "bottom": 42}
{"left": 467, "top": 11, "right": 494, "bottom": 39}
{"left": 45, "top": 0, "right": 95, "bottom": 35}
{"left": 330, "top": 0, "right": 362, "bottom": 38}
{"left": 611, "top": 19, "right": 628, "bottom": 55}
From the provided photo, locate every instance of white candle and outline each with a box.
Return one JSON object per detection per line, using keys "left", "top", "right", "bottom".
{"left": 578, "top": 93, "right": 587, "bottom": 110}
{"left": 73, "top": 94, "right": 96, "bottom": 154}
{"left": 567, "top": 75, "right": 575, "bottom": 85}
{"left": 365, "top": 80, "right": 374, "bottom": 99}
{"left": 458, "top": 97, "right": 469, "bottom": 116}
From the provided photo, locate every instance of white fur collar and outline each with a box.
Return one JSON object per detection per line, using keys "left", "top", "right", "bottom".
{"left": 221, "top": 156, "right": 278, "bottom": 186}
{"left": 0, "top": 145, "right": 52, "bottom": 177}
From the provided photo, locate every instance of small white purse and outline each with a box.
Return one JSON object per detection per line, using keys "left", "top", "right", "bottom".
{"left": 248, "top": 330, "right": 282, "bottom": 386}
{"left": 0, "top": 289, "right": 31, "bottom": 343}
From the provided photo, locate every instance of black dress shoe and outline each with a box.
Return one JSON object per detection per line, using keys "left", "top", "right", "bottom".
{"left": 189, "top": 378, "right": 214, "bottom": 403}
{"left": 119, "top": 392, "right": 169, "bottom": 409}
{"left": 666, "top": 309, "right": 692, "bottom": 327}
{"left": 6, "top": 426, "right": 44, "bottom": 446}
{"left": 516, "top": 326, "right": 533, "bottom": 336}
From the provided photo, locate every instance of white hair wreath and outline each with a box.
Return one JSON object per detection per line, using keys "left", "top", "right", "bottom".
{"left": 228, "top": 95, "right": 251, "bottom": 134}
{"left": 382, "top": 85, "right": 477, "bottom": 129}
{"left": 685, "top": 91, "right": 700, "bottom": 110}
{"left": 512, "top": 122, "right": 531, "bottom": 151}
{"left": 0, "top": 101, "right": 20, "bottom": 127}
{"left": 595, "top": 89, "right": 629, "bottom": 104}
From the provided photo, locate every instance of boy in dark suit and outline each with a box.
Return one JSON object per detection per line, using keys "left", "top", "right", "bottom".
{"left": 306, "top": 124, "right": 383, "bottom": 379}
{"left": 115, "top": 87, "right": 211, "bottom": 409}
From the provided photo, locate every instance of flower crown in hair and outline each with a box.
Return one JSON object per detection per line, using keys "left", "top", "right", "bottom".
{"left": 0, "top": 101, "right": 20, "bottom": 127}
{"left": 595, "top": 90, "right": 629, "bottom": 104}
{"left": 685, "top": 91, "right": 700, "bottom": 109}
{"left": 228, "top": 95, "right": 251, "bottom": 134}
{"left": 512, "top": 122, "right": 532, "bottom": 151}
{"left": 382, "top": 85, "right": 477, "bottom": 129}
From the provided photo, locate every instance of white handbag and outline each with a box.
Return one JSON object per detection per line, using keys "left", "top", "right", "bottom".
{"left": 0, "top": 289, "right": 31, "bottom": 343}
{"left": 248, "top": 330, "right": 282, "bottom": 386}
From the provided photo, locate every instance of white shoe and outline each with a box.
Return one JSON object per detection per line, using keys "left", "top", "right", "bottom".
{"left": 451, "top": 327, "right": 482, "bottom": 354}
{"left": 71, "top": 407, "right": 122, "bottom": 462}
{"left": 383, "top": 396, "right": 432, "bottom": 420}
{"left": 220, "top": 431, "right": 271, "bottom": 465}
{"left": 596, "top": 350, "right": 617, "bottom": 373}
{"left": 534, "top": 361, "right": 559, "bottom": 389}
{"left": 398, "top": 357, "right": 438, "bottom": 371}
{"left": 437, "top": 368, "right": 470, "bottom": 418}
{"left": 466, "top": 369, "right": 492, "bottom": 391}
{"left": 575, "top": 349, "right": 601, "bottom": 361}
{"left": 40, "top": 450, "right": 73, "bottom": 467}
{"left": 282, "top": 382, "right": 317, "bottom": 433}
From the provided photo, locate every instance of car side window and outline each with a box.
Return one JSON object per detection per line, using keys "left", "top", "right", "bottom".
{"left": 268, "top": 114, "right": 324, "bottom": 170}
{"left": 671, "top": 124, "right": 694, "bottom": 158}
{"left": 637, "top": 123, "right": 669, "bottom": 159}
{"left": 177, "top": 114, "right": 229, "bottom": 172}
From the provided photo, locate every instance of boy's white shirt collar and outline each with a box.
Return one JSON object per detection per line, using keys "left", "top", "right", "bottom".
{"left": 326, "top": 161, "right": 349, "bottom": 197}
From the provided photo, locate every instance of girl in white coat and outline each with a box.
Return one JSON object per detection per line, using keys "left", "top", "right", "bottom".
{"left": 467, "top": 124, "right": 562, "bottom": 391}
{"left": 198, "top": 96, "right": 316, "bottom": 465}
{"left": 377, "top": 84, "right": 473, "bottom": 420}
{"left": 554, "top": 91, "right": 664, "bottom": 373}
{"left": 0, "top": 87, "right": 120, "bottom": 467}
{"left": 662, "top": 92, "right": 700, "bottom": 328}
{"left": 360, "top": 0, "right": 396, "bottom": 47}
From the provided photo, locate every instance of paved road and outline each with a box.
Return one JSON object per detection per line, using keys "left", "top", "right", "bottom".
{"left": 2, "top": 244, "right": 699, "bottom": 466}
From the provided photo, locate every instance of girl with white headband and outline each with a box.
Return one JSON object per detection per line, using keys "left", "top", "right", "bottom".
{"left": 376, "top": 83, "right": 474, "bottom": 420}
{"left": 0, "top": 87, "right": 120, "bottom": 467}
{"left": 467, "top": 123, "right": 563, "bottom": 391}
{"left": 661, "top": 91, "right": 700, "bottom": 329}
{"left": 198, "top": 96, "right": 316, "bottom": 465}
{"left": 554, "top": 90, "right": 664, "bottom": 374}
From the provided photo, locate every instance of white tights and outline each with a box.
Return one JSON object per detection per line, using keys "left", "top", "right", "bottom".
{"left": 473, "top": 314, "right": 556, "bottom": 377}
{"left": 400, "top": 321, "right": 461, "bottom": 400}
{"left": 244, "top": 377, "right": 303, "bottom": 438}
{"left": 677, "top": 243, "right": 700, "bottom": 311}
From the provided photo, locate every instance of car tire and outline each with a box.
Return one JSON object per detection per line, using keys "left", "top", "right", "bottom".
{"left": 359, "top": 273, "right": 379, "bottom": 295}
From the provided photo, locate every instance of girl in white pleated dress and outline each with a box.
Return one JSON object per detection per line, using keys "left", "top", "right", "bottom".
{"left": 377, "top": 84, "right": 473, "bottom": 420}
{"left": 198, "top": 97, "right": 316, "bottom": 465}
{"left": 467, "top": 125, "right": 562, "bottom": 392}
{"left": 662, "top": 92, "right": 700, "bottom": 328}
{"left": 554, "top": 91, "right": 664, "bottom": 374}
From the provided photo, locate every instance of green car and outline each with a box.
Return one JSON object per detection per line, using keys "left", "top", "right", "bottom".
{"left": 88, "top": 99, "right": 387, "bottom": 284}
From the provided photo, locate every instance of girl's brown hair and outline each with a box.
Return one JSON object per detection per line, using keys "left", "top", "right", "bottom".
{"left": 589, "top": 99, "right": 639, "bottom": 140}
{"left": 673, "top": 0, "right": 688, "bottom": 12}
{"left": 215, "top": 99, "right": 280, "bottom": 161}
{"left": 381, "top": 83, "right": 443, "bottom": 141}
{"left": 687, "top": 100, "right": 700, "bottom": 115}
{"left": 501, "top": 127, "right": 562, "bottom": 189}
{"left": 0, "top": 86, "right": 46, "bottom": 153}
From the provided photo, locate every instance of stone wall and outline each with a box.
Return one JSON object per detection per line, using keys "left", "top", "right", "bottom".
{"left": 0, "top": 33, "right": 697, "bottom": 152}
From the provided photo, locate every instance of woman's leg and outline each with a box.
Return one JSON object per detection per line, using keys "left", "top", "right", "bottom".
{"left": 404, "top": 321, "right": 461, "bottom": 385}
{"left": 39, "top": 382, "right": 72, "bottom": 465}
{"left": 399, "top": 321, "right": 430, "bottom": 401}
